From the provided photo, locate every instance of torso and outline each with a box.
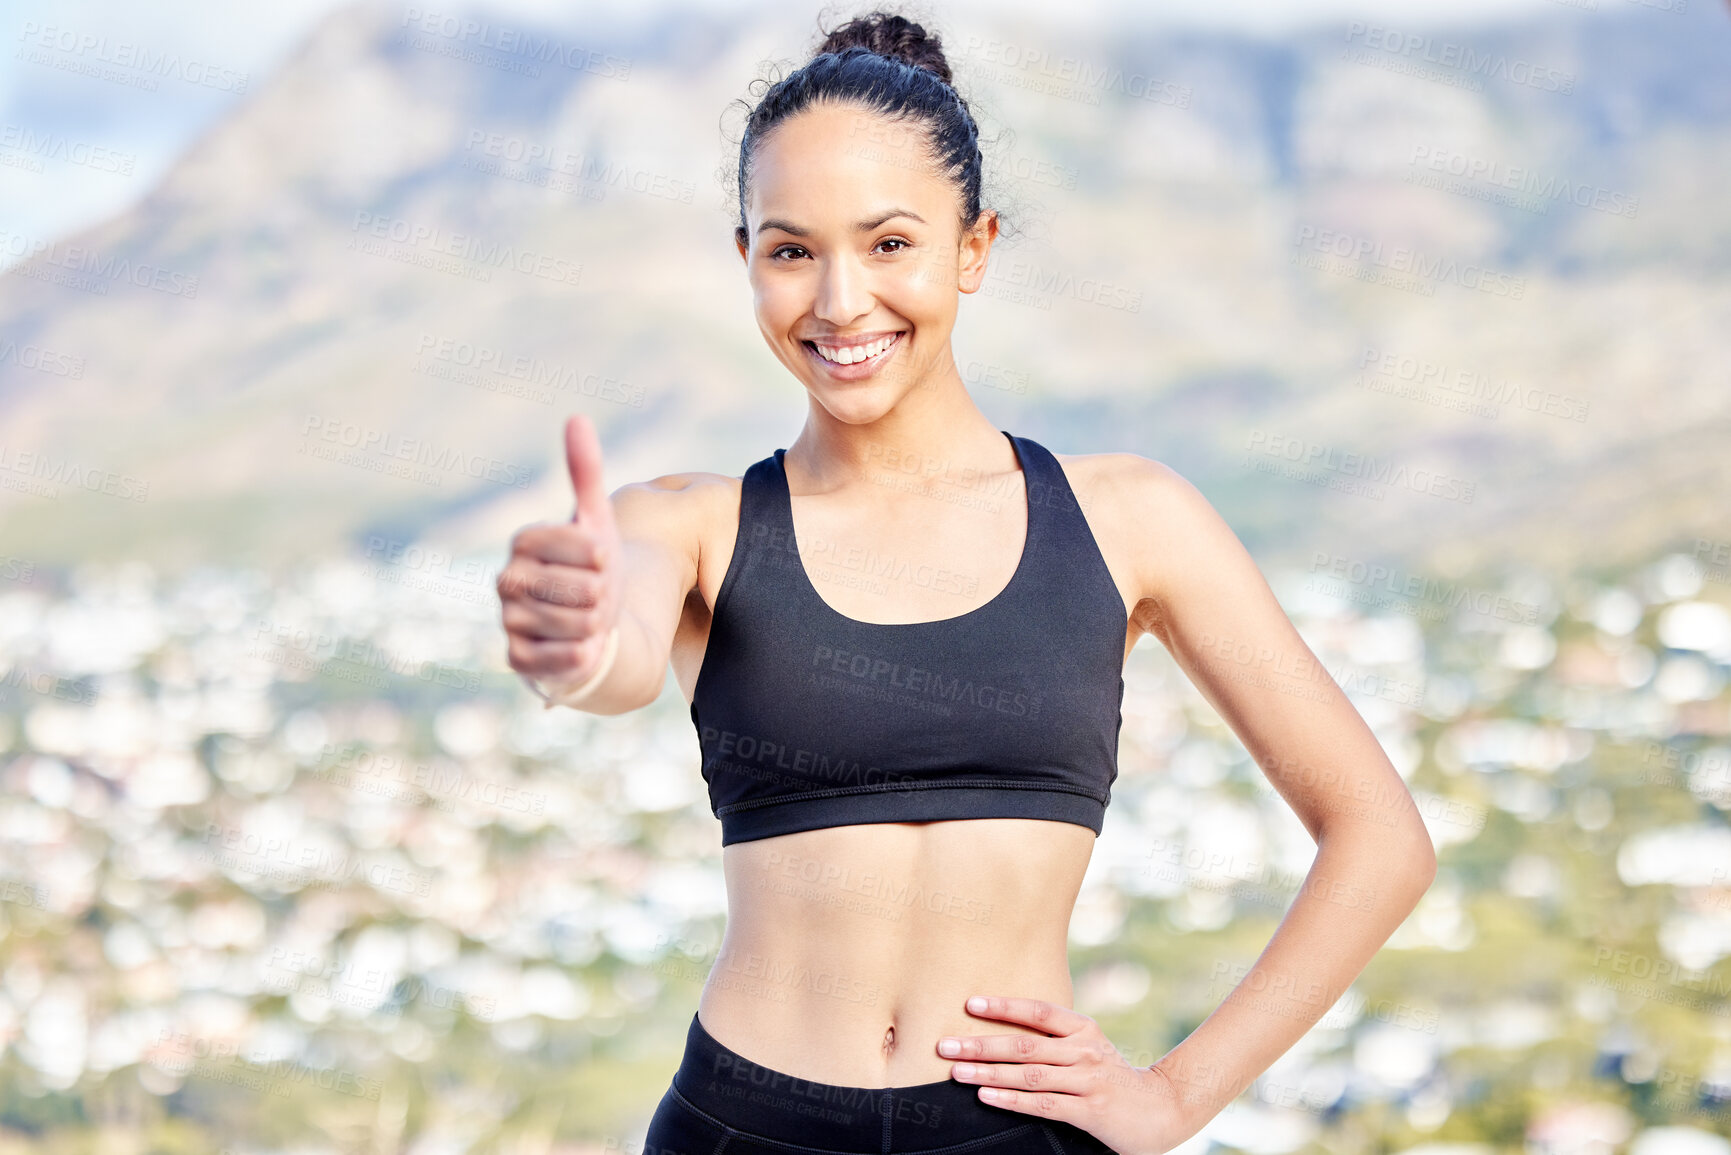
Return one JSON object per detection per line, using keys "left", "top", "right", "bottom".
{"left": 666, "top": 442, "right": 1149, "bottom": 1087}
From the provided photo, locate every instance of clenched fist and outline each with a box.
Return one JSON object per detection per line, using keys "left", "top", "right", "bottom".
{"left": 498, "top": 414, "right": 623, "bottom": 698}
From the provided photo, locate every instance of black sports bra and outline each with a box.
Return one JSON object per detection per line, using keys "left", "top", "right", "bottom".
{"left": 689, "top": 431, "right": 1127, "bottom": 846}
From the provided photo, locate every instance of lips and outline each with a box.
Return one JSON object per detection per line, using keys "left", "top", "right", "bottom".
{"left": 807, "top": 331, "right": 899, "bottom": 365}
{"left": 800, "top": 330, "right": 907, "bottom": 378}
{"left": 799, "top": 329, "right": 907, "bottom": 379}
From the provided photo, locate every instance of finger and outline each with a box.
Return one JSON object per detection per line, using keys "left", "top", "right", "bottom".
{"left": 509, "top": 631, "right": 613, "bottom": 679}
{"left": 963, "top": 995, "right": 1091, "bottom": 1038}
{"left": 502, "top": 596, "right": 605, "bottom": 642}
{"left": 565, "top": 414, "right": 616, "bottom": 537}
{"left": 940, "top": 1032, "right": 1073, "bottom": 1065}
{"left": 952, "top": 1060, "right": 1094, "bottom": 1100}
{"left": 500, "top": 559, "right": 606, "bottom": 609}
{"left": 966, "top": 1083, "right": 1083, "bottom": 1126}
{"left": 511, "top": 522, "right": 610, "bottom": 569}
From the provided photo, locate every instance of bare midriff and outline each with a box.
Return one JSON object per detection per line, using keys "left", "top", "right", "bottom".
{"left": 697, "top": 816, "right": 1097, "bottom": 1087}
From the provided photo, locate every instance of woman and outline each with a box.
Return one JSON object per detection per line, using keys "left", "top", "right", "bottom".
{"left": 497, "top": 12, "right": 1437, "bottom": 1155}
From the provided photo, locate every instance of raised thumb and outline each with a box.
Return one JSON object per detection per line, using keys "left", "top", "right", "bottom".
{"left": 564, "top": 414, "right": 613, "bottom": 530}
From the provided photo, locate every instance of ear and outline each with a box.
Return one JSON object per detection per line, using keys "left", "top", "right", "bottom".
{"left": 735, "top": 225, "right": 749, "bottom": 262}
{"left": 955, "top": 210, "right": 999, "bottom": 294}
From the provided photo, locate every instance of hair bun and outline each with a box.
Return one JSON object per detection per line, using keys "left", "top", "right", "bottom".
{"left": 815, "top": 12, "right": 952, "bottom": 85}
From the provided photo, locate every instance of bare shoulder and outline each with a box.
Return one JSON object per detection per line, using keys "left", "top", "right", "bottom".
{"left": 1049, "top": 449, "right": 1204, "bottom": 531}
{"left": 608, "top": 470, "right": 744, "bottom": 613}
{"left": 1050, "top": 451, "right": 1247, "bottom": 631}
{"left": 1051, "top": 449, "right": 1186, "bottom": 497}
{"left": 610, "top": 468, "right": 742, "bottom": 545}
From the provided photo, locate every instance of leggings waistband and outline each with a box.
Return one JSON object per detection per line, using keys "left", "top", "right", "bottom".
{"left": 669, "top": 1011, "right": 1042, "bottom": 1152}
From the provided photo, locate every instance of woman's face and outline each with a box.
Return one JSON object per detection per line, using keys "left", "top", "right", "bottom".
{"left": 736, "top": 100, "right": 997, "bottom": 423}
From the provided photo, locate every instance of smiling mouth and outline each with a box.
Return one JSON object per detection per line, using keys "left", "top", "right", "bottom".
{"left": 802, "top": 331, "right": 906, "bottom": 367}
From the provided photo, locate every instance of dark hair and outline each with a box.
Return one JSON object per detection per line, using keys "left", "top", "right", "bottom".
{"left": 729, "top": 10, "right": 987, "bottom": 247}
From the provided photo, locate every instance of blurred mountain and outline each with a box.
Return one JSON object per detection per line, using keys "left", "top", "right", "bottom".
{"left": 0, "top": 0, "right": 1727, "bottom": 579}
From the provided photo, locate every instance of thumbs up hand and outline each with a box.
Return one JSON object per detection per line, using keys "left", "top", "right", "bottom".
{"left": 498, "top": 414, "right": 625, "bottom": 699}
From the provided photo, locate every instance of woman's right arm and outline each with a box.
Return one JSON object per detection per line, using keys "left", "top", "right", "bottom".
{"left": 496, "top": 415, "right": 699, "bottom": 716}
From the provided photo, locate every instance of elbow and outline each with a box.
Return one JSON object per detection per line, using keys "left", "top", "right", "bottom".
{"left": 1413, "top": 838, "right": 1439, "bottom": 892}
{"left": 1397, "top": 829, "right": 1439, "bottom": 904}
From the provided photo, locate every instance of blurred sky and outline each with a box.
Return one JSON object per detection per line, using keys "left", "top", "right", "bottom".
{"left": 2, "top": 0, "right": 1548, "bottom": 259}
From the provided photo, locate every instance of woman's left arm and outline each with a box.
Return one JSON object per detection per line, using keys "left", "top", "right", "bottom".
{"left": 940, "top": 454, "right": 1439, "bottom": 1155}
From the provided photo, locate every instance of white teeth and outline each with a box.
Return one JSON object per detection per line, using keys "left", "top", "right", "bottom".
{"left": 813, "top": 334, "right": 896, "bottom": 365}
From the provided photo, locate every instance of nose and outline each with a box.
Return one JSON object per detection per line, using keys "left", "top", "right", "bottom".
{"left": 812, "top": 253, "right": 874, "bottom": 329}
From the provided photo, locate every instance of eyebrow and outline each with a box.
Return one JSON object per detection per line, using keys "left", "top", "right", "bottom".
{"left": 756, "top": 208, "right": 926, "bottom": 237}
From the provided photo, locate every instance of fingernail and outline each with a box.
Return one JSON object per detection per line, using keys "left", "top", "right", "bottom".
{"left": 938, "top": 1038, "right": 960, "bottom": 1056}
{"left": 967, "top": 996, "right": 987, "bottom": 1012}
{"left": 953, "top": 1063, "right": 976, "bottom": 1079}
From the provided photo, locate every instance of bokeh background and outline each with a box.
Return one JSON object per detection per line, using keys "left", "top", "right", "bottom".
{"left": 1, "top": 0, "right": 1729, "bottom": 1151}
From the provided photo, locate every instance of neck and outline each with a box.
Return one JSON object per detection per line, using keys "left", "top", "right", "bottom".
{"left": 786, "top": 358, "right": 1014, "bottom": 491}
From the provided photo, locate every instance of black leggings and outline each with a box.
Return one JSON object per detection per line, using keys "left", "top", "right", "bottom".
{"left": 643, "top": 1012, "right": 1121, "bottom": 1155}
